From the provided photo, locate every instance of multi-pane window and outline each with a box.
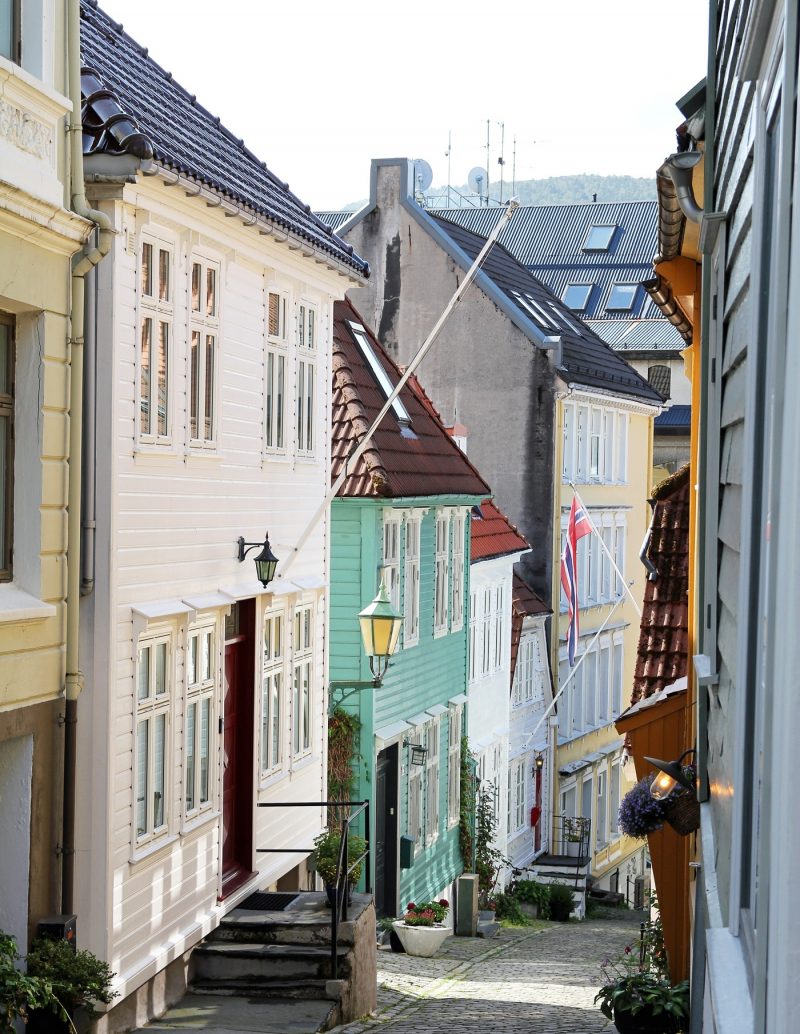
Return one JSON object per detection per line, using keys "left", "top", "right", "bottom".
{"left": 561, "top": 509, "right": 626, "bottom": 611}
{"left": 512, "top": 637, "right": 534, "bottom": 707}
{"left": 189, "top": 257, "right": 219, "bottom": 446}
{"left": 598, "top": 641, "right": 611, "bottom": 723}
{"left": 584, "top": 649, "right": 598, "bottom": 728}
{"left": 596, "top": 771, "right": 608, "bottom": 847}
{"left": 434, "top": 515, "right": 449, "bottom": 635}
{"left": 185, "top": 626, "right": 214, "bottom": 816}
{"left": 0, "top": 315, "right": 13, "bottom": 581}
{"left": 560, "top": 637, "right": 625, "bottom": 742}
{"left": 571, "top": 661, "right": 584, "bottom": 736}
{"left": 447, "top": 706, "right": 462, "bottom": 827}
{"left": 408, "top": 741, "right": 423, "bottom": 854}
{"left": 292, "top": 605, "right": 313, "bottom": 757}
{"left": 481, "top": 587, "right": 492, "bottom": 675}
{"left": 424, "top": 719, "right": 440, "bottom": 843}
{"left": 296, "top": 302, "right": 316, "bottom": 456}
{"left": 261, "top": 610, "right": 284, "bottom": 775}
{"left": 493, "top": 585, "right": 504, "bottom": 670}
{"left": 612, "top": 639, "right": 624, "bottom": 716}
{"left": 0, "top": 0, "right": 19, "bottom": 62}
{"left": 139, "top": 238, "right": 173, "bottom": 441}
{"left": 562, "top": 401, "right": 629, "bottom": 484}
{"left": 468, "top": 591, "right": 477, "bottom": 682}
{"left": 265, "top": 290, "right": 288, "bottom": 452}
{"left": 382, "top": 515, "right": 401, "bottom": 612}
{"left": 135, "top": 636, "right": 171, "bottom": 842}
{"left": 451, "top": 515, "right": 465, "bottom": 631}
{"left": 609, "top": 762, "right": 621, "bottom": 837}
{"left": 508, "top": 758, "right": 525, "bottom": 834}
{"left": 404, "top": 517, "right": 420, "bottom": 646}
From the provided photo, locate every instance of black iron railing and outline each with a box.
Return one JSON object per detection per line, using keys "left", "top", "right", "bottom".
{"left": 552, "top": 814, "right": 591, "bottom": 859}
{"left": 256, "top": 799, "right": 371, "bottom": 979}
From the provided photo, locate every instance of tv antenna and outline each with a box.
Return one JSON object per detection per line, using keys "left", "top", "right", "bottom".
{"left": 468, "top": 166, "right": 487, "bottom": 203}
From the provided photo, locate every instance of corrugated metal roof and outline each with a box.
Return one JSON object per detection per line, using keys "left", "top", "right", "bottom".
{"left": 584, "top": 319, "right": 685, "bottom": 350}
{"left": 431, "top": 215, "right": 663, "bottom": 404}
{"left": 528, "top": 265, "right": 666, "bottom": 321}
{"left": 331, "top": 299, "right": 491, "bottom": 500}
{"left": 80, "top": 0, "right": 368, "bottom": 277}
{"left": 470, "top": 499, "right": 529, "bottom": 562}
{"left": 654, "top": 405, "right": 691, "bottom": 428}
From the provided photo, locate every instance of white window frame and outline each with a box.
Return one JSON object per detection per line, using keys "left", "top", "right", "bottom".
{"left": 188, "top": 254, "right": 220, "bottom": 448}
{"left": 296, "top": 301, "right": 317, "bottom": 458}
{"left": 292, "top": 603, "right": 314, "bottom": 759}
{"left": 509, "top": 757, "right": 526, "bottom": 834}
{"left": 612, "top": 635, "right": 624, "bottom": 717}
{"left": 609, "top": 760, "right": 621, "bottom": 838}
{"left": 562, "top": 401, "right": 575, "bottom": 482}
{"left": 261, "top": 607, "right": 286, "bottom": 778}
{"left": 408, "top": 735, "right": 424, "bottom": 855}
{"left": 596, "top": 769, "right": 608, "bottom": 847}
{"left": 265, "top": 288, "right": 289, "bottom": 454}
{"left": 615, "top": 412, "right": 628, "bottom": 483}
{"left": 481, "top": 586, "right": 492, "bottom": 675}
{"left": 184, "top": 623, "right": 216, "bottom": 819}
{"left": 447, "top": 705, "right": 462, "bottom": 827}
{"left": 137, "top": 233, "right": 174, "bottom": 445}
{"left": 424, "top": 718, "right": 440, "bottom": 844}
{"left": 135, "top": 632, "right": 172, "bottom": 845}
{"left": 451, "top": 513, "right": 465, "bottom": 632}
{"left": 434, "top": 513, "right": 449, "bottom": 636}
{"left": 584, "top": 646, "right": 598, "bottom": 728}
{"left": 598, "top": 638, "right": 611, "bottom": 724}
{"left": 492, "top": 584, "right": 505, "bottom": 672}
{"left": 468, "top": 590, "right": 478, "bottom": 683}
{"left": 382, "top": 513, "right": 401, "bottom": 614}
{"left": 404, "top": 515, "right": 420, "bottom": 647}
{"left": 589, "top": 407, "right": 602, "bottom": 479}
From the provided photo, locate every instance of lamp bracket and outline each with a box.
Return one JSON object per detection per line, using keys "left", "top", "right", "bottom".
{"left": 237, "top": 536, "right": 263, "bottom": 562}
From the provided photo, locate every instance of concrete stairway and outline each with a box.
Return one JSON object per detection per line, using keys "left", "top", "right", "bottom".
{"left": 186, "top": 892, "right": 374, "bottom": 1032}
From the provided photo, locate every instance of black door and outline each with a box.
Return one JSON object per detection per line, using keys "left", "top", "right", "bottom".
{"left": 375, "top": 746, "right": 399, "bottom": 917}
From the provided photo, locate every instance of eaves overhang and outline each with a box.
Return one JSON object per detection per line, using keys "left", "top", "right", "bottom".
{"left": 644, "top": 274, "right": 693, "bottom": 345}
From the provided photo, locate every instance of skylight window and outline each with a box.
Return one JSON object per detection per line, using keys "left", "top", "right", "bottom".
{"left": 347, "top": 321, "right": 412, "bottom": 430}
{"left": 511, "top": 291, "right": 558, "bottom": 330}
{"left": 606, "top": 283, "right": 639, "bottom": 311}
{"left": 583, "top": 225, "right": 616, "bottom": 251}
{"left": 563, "top": 284, "right": 593, "bottom": 311}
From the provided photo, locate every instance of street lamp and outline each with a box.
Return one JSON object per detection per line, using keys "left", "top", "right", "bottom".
{"left": 237, "top": 532, "right": 279, "bottom": 588}
{"left": 403, "top": 739, "right": 428, "bottom": 766}
{"left": 645, "top": 749, "right": 696, "bottom": 800}
{"left": 358, "top": 581, "right": 403, "bottom": 683}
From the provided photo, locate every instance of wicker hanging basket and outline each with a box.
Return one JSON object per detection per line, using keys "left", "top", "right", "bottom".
{"left": 664, "top": 790, "right": 700, "bottom": 835}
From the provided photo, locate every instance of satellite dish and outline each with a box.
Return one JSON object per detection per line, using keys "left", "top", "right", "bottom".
{"left": 413, "top": 159, "right": 433, "bottom": 193}
{"left": 468, "top": 166, "right": 487, "bottom": 195}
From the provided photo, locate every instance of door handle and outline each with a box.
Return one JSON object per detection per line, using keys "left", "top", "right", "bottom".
{"left": 389, "top": 808, "right": 394, "bottom": 816}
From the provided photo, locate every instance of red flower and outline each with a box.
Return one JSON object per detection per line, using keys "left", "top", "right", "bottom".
{"left": 439, "top": 899, "right": 449, "bottom": 908}
{"left": 407, "top": 902, "right": 416, "bottom": 911}
{"left": 624, "top": 946, "right": 632, "bottom": 954}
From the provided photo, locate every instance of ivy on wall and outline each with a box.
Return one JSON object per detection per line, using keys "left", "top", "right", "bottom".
{"left": 458, "top": 735, "right": 476, "bottom": 871}
{"left": 327, "top": 707, "right": 362, "bottom": 828}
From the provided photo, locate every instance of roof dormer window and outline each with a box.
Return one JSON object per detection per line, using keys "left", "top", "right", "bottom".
{"left": 563, "top": 284, "right": 593, "bottom": 311}
{"left": 347, "top": 321, "right": 413, "bottom": 433}
{"left": 606, "top": 283, "right": 639, "bottom": 311}
{"left": 583, "top": 225, "right": 616, "bottom": 251}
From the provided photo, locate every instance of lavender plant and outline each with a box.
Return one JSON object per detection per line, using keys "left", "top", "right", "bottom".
{"left": 618, "top": 774, "right": 668, "bottom": 839}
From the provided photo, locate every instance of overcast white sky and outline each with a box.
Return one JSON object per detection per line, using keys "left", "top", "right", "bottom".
{"left": 96, "top": 0, "right": 708, "bottom": 210}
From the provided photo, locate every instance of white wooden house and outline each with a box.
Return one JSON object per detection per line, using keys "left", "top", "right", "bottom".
{"left": 74, "top": 3, "right": 367, "bottom": 1026}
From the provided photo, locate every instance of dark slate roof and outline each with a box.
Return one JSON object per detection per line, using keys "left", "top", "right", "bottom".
{"left": 331, "top": 299, "right": 490, "bottom": 500}
{"left": 470, "top": 500, "right": 529, "bottom": 563}
{"left": 430, "top": 214, "right": 663, "bottom": 404}
{"left": 79, "top": 0, "right": 368, "bottom": 277}
{"left": 654, "top": 404, "right": 691, "bottom": 429}
{"left": 632, "top": 465, "right": 690, "bottom": 704}
{"left": 425, "top": 201, "right": 667, "bottom": 321}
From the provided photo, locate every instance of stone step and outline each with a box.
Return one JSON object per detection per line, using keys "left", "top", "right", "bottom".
{"left": 132, "top": 992, "right": 337, "bottom": 1033}
{"left": 190, "top": 976, "right": 345, "bottom": 1002}
{"left": 192, "top": 941, "right": 350, "bottom": 983}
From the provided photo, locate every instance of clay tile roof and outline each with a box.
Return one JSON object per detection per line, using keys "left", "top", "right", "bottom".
{"left": 79, "top": 0, "right": 368, "bottom": 277}
{"left": 470, "top": 499, "right": 529, "bottom": 563}
{"left": 631, "top": 464, "right": 690, "bottom": 704}
{"left": 332, "top": 300, "right": 491, "bottom": 500}
{"left": 510, "top": 571, "right": 550, "bottom": 687}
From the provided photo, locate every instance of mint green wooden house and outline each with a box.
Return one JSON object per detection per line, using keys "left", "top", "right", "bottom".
{"left": 329, "top": 299, "right": 490, "bottom": 918}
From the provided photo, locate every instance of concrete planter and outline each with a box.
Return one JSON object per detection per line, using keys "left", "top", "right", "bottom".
{"left": 392, "top": 921, "right": 451, "bottom": 957}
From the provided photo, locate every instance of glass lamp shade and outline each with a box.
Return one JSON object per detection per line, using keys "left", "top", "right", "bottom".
{"left": 253, "top": 536, "right": 279, "bottom": 588}
{"left": 649, "top": 769, "right": 679, "bottom": 800}
{"left": 359, "top": 582, "right": 403, "bottom": 660}
{"left": 645, "top": 751, "right": 695, "bottom": 800}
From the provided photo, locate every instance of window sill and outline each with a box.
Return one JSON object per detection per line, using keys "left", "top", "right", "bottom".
{"left": 185, "top": 447, "right": 221, "bottom": 460}
{"left": 258, "top": 768, "right": 289, "bottom": 794}
{"left": 0, "top": 585, "right": 57, "bottom": 623}
{"left": 290, "top": 752, "right": 317, "bottom": 775}
{"left": 180, "top": 809, "right": 219, "bottom": 838}
{"left": 129, "top": 832, "right": 179, "bottom": 867}
{"left": 433, "top": 627, "right": 448, "bottom": 640}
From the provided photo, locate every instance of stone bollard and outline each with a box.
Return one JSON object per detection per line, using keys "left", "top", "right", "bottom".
{"left": 455, "top": 873, "right": 479, "bottom": 936}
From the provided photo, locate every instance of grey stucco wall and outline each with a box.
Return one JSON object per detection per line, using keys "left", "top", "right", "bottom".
{"left": 344, "top": 164, "right": 556, "bottom": 600}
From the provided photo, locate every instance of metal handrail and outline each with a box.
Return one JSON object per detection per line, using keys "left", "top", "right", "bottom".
{"left": 256, "top": 799, "right": 371, "bottom": 979}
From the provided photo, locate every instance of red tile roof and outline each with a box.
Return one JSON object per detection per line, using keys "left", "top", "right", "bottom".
{"left": 632, "top": 465, "right": 690, "bottom": 704}
{"left": 510, "top": 571, "right": 550, "bottom": 687}
{"left": 332, "top": 300, "right": 491, "bottom": 499}
{"left": 470, "top": 499, "right": 529, "bottom": 562}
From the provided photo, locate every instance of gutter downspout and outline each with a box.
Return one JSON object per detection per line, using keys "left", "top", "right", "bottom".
{"left": 62, "top": 0, "right": 113, "bottom": 915}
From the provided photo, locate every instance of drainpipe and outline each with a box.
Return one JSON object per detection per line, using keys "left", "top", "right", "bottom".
{"left": 663, "top": 151, "right": 704, "bottom": 225}
{"left": 62, "top": 0, "right": 114, "bottom": 915}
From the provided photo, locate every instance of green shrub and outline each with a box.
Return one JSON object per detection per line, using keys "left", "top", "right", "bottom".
{"left": 489, "top": 892, "right": 530, "bottom": 926}
{"left": 312, "top": 829, "right": 367, "bottom": 886}
{"left": 0, "top": 933, "right": 58, "bottom": 1031}
{"left": 513, "top": 880, "right": 551, "bottom": 918}
{"left": 26, "top": 937, "right": 117, "bottom": 1017}
{"left": 548, "top": 882, "right": 574, "bottom": 921}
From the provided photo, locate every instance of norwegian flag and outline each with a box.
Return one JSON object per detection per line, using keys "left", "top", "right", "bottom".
{"left": 560, "top": 496, "right": 592, "bottom": 665}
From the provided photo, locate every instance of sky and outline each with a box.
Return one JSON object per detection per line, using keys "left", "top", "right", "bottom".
{"left": 96, "top": 0, "right": 708, "bottom": 211}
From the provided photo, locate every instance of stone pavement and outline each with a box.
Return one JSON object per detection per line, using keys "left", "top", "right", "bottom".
{"left": 328, "top": 908, "right": 644, "bottom": 1034}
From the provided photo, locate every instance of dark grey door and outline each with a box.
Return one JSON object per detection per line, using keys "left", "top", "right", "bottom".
{"left": 375, "top": 746, "right": 398, "bottom": 916}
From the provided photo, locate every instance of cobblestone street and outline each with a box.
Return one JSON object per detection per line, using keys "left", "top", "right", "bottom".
{"left": 330, "top": 909, "right": 643, "bottom": 1034}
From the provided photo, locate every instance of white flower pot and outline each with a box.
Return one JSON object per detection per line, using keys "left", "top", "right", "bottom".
{"left": 392, "top": 920, "right": 451, "bottom": 957}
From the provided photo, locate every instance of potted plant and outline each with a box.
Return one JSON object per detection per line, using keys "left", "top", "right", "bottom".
{"left": 313, "top": 829, "right": 367, "bottom": 907}
{"left": 564, "top": 818, "right": 583, "bottom": 856}
{"left": 512, "top": 879, "right": 551, "bottom": 919}
{"left": 618, "top": 776, "right": 668, "bottom": 839}
{"left": 0, "top": 933, "right": 59, "bottom": 1032}
{"left": 595, "top": 944, "right": 689, "bottom": 1033}
{"left": 547, "top": 882, "right": 574, "bottom": 922}
{"left": 25, "top": 936, "right": 117, "bottom": 1033}
{"left": 392, "top": 899, "right": 451, "bottom": 957}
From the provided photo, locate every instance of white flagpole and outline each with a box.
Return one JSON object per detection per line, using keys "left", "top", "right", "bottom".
{"left": 568, "top": 482, "right": 642, "bottom": 619}
{"left": 520, "top": 594, "right": 626, "bottom": 750}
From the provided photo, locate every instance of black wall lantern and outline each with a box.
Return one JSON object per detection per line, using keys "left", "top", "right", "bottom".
{"left": 237, "top": 532, "right": 279, "bottom": 588}
{"left": 645, "top": 748, "right": 696, "bottom": 800}
{"left": 403, "top": 738, "right": 428, "bottom": 766}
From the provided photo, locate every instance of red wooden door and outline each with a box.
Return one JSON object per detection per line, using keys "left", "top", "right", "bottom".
{"left": 221, "top": 601, "right": 255, "bottom": 897}
{"left": 534, "top": 767, "right": 543, "bottom": 852}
